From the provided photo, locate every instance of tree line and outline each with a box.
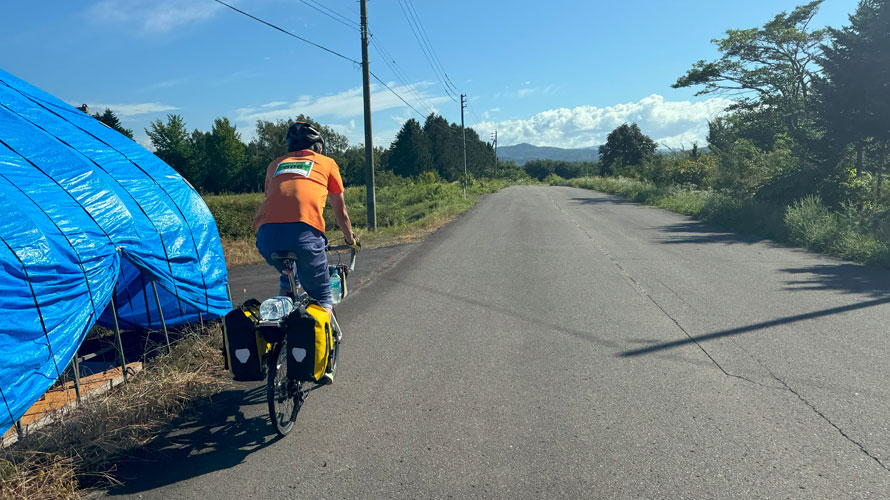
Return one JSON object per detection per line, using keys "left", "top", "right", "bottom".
{"left": 136, "top": 110, "right": 499, "bottom": 194}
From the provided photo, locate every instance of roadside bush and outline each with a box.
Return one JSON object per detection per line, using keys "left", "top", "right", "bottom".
{"left": 492, "top": 164, "right": 532, "bottom": 182}
{"left": 785, "top": 195, "right": 889, "bottom": 262}
{"left": 544, "top": 173, "right": 565, "bottom": 185}
{"left": 716, "top": 138, "right": 797, "bottom": 198}
{"left": 203, "top": 193, "right": 263, "bottom": 240}
{"left": 785, "top": 195, "right": 839, "bottom": 252}
{"left": 672, "top": 155, "right": 717, "bottom": 187}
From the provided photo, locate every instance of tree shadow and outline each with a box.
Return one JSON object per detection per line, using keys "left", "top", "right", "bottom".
{"left": 780, "top": 263, "right": 890, "bottom": 298}
{"left": 621, "top": 261, "right": 890, "bottom": 357}
{"left": 569, "top": 196, "right": 635, "bottom": 206}
{"left": 650, "top": 220, "right": 774, "bottom": 246}
{"left": 106, "top": 384, "right": 281, "bottom": 495}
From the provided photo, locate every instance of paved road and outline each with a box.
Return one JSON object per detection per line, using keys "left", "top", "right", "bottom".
{"left": 107, "top": 186, "right": 890, "bottom": 499}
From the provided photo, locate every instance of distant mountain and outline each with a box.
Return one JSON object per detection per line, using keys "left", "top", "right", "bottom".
{"left": 497, "top": 143, "right": 600, "bottom": 165}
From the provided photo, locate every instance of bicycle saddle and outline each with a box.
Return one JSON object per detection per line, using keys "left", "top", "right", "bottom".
{"left": 270, "top": 251, "right": 299, "bottom": 261}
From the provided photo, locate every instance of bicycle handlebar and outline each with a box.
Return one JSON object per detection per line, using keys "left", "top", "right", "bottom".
{"left": 326, "top": 244, "right": 357, "bottom": 272}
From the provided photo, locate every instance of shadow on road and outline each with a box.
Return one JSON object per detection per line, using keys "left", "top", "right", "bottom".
{"left": 379, "top": 276, "right": 622, "bottom": 350}
{"left": 781, "top": 263, "right": 890, "bottom": 298}
{"left": 569, "top": 196, "right": 635, "bottom": 206}
{"left": 620, "top": 295, "right": 890, "bottom": 357}
{"left": 621, "top": 261, "right": 890, "bottom": 357}
{"left": 650, "top": 220, "right": 772, "bottom": 247}
{"left": 106, "top": 384, "right": 279, "bottom": 496}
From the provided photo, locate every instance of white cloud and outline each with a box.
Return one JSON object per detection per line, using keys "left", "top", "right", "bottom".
{"left": 234, "top": 81, "right": 449, "bottom": 125}
{"left": 87, "top": 0, "right": 223, "bottom": 34}
{"left": 134, "top": 133, "right": 154, "bottom": 151}
{"left": 474, "top": 94, "right": 733, "bottom": 149}
{"left": 88, "top": 102, "right": 179, "bottom": 116}
{"left": 233, "top": 82, "right": 449, "bottom": 146}
{"left": 141, "top": 77, "right": 189, "bottom": 91}
{"left": 517, "top": 88, "right": 535, "bottom": 98}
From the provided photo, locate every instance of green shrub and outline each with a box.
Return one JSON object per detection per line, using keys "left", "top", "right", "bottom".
{"left": 715, "top": 138, "right": 796, "bottom": 197}
{"left": 203, "top": 193, "right": 263, "bottom": 240}
{"left": 544, "top": 173, "right": 565, "bottom": 185}
{"left": 785, "top": 195, "right": 838, "bottom": 251}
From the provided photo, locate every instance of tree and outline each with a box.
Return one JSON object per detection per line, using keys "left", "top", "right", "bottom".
{"left": 92, "top": 108, "right": 134, "bottom": 139}
{"left": 464, "top": 127, "right": 496, "bottom": 178}
{"left": 673, "top": 1, "right": 827, "bottom": 142}
{"left": 388, "top": 119, "right": 432, "bottom": 178}
{"left": 815, "top": 0, "right": 890, "bottom": 178}
{"left": 186, "top": 129, "right": 211, "bottom": 191}
{"left": 206, "top": 118, "right": 247, "bottom": 193}
{"left": 423, "top": 114, "right": 462, "bottom": 181}
{"left": 146, "top": 114, "right": 193, "bottom": 180}
{"left": 598, "top": 123, "right": 657, "bottom": 174}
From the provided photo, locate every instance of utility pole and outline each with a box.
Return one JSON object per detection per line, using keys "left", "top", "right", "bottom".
{"left": 360, "top": 0, "right": 376, "bottom": 230}
{"left": 491, "top": 130, "right": 498, "bottom": 176}
{"left": 461, "top": 93, "right": 467, "bottom": 199}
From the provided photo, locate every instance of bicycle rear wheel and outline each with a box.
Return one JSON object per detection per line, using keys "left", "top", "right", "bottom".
{"left": 267, "top": 340, "right": 301, "bottom": 436}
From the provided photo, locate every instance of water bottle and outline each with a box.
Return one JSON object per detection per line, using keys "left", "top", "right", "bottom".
{"left": 330, "top": 269, "right": 342, "bottom": 304}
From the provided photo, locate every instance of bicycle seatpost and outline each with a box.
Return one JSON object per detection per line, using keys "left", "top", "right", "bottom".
{"left": 283, "top": 259, "right": 298, "bottom": 296}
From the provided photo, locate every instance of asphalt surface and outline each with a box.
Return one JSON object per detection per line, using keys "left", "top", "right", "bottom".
{"left": 105, "top": 186, "right": 890, "bottom": 499}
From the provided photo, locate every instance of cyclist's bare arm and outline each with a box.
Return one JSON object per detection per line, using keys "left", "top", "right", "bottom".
{"left": 329, "top": 192, "right": 356, "bottom": 244}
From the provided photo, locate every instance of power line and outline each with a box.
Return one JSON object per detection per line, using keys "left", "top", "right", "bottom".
{"left": 370, "top": 71, "right": 469, "bottom": 140}
{"left": 213, "top": 0, "right": 471, "bottom": 140}
{"left": 395, "top": 0, "right": 458, "bottom": 102}
{"left": 304, "top": 0, "right": 360, "bottom": 29}
{"left": 212, "top": 0, "right": 360, "bottom": 65}
{"left": 403, "top": 0, "right": 461, "bottom": 95}
{"left": 370, "top": 34, "right": 437, "bottom": 116}
{"left": 468, "top": 107, "right": 485, "bottom": 128}
{"left": 368, "top": 71, "right": 429, "bottom": 120}
{"left": 297, "top": 0, "right": 359, "bottom": 31}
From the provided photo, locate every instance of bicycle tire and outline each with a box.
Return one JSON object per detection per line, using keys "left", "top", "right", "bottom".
{"left": 327, "top": 310, "right": 341, "bottom": 380}
{"left": 267, "top": 340, "right": 301, "bottom": 436}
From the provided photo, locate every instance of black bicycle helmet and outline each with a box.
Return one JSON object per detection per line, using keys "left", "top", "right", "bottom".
{"left": 286, "top": 121, "right": 325, "bottom": 153}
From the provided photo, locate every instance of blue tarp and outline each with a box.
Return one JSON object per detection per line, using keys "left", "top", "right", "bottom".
{"left": 0, "top": 69, "right": 232, "bottom": 434}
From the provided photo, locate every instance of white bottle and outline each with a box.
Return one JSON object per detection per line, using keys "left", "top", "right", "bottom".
{"left": 330, "top": 269, "right": 342, "bottom": 304}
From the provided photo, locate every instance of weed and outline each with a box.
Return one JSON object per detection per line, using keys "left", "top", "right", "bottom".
{"left": 0, "top": 325, "right": 226, "bottom": 498}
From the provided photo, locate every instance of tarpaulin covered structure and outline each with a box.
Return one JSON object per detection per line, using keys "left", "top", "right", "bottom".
{"left": 0, "top": 69, "right": 232, "bottom": 434}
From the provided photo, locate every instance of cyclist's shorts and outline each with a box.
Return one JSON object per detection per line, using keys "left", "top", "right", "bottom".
{"left": 256, "top": 222, "right": 332, "bottom": 308}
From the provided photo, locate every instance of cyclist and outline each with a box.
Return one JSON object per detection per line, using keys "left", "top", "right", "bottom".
{"left": 253, "top": 121, "right": 359, "bottom": 322}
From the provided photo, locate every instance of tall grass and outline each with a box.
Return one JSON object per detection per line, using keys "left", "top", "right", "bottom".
{"left": 554, "top": 175, "right": 890, "bottom": 265}
{"left": 0, "top": 327, "right": 225, "bottom": 499}
{"left": 205, "top": 178, "right": 523, "bottom": 267}
{"left": 785, "top": 195, "right": 889, "bottom": 263}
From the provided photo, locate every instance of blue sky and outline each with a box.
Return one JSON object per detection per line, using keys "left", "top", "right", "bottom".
{"left": 1, "top": 0, "right": 860, "bottom": 150}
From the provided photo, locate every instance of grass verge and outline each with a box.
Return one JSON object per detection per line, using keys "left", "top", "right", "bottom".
{"left": 0, "top": 325, "right": 226, "bottom": 499}
{"left": 206, "top": 178, "right": 524, "bottom": 268}
{"left": 552, "top": 176, "right": 890, "bottom": 266}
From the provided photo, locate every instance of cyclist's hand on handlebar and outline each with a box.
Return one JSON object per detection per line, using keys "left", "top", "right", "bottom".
{"left": 345, "top": 236, "right": 361, "bottom": 251}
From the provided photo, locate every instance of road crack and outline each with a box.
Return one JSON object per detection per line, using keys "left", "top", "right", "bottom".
{"left": 767, "top": 369, "right": 890, "bottom": 473}
{"left": 548, "top": 189, "right": 890, "bottom": 476}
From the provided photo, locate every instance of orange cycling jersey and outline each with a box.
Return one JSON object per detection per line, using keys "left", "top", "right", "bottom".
{"left": 253, "top": 150, "right": 344, "bottom": 234}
